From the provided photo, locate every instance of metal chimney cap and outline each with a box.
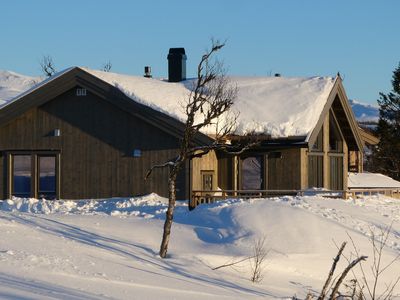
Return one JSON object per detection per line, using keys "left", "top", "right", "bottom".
{"left": 168, "top": 48, "right": 186, "bottom": 55}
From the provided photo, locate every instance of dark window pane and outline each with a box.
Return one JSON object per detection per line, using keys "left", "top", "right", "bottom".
{"left": 13, "top": 155, "right": 31, "bottom": 197}
{"left": 329, "top": 112, "right": 343, "bottom": 152}
{"left": 311, "top": 129, "right": 323, "bottom": 152}
{"left": 308, "top": 155, "right": 323, "bottom": 188}
{"left": 202, "top": 172, "right": 213, "bottom": 191}
{"left": 38, "top": 156, "right": 56, "bottom": 199}
{"left": 242, "top": 156, "right": 263, "bottom": 190}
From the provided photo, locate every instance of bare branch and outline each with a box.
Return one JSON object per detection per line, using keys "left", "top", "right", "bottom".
{"left": 101, "top": 61, "right": 112, "bottom": 72}
{"left": 144, "top": 160, "right": 176, "bottom": 180}
{"left": 40, "top": 55, "right": 56, "bottom": 77}
{"left": 329, "top": 256, "right": 368, "bottom": 300}
{"left": 318, "top": 242, "right": 347, "bottom": 300}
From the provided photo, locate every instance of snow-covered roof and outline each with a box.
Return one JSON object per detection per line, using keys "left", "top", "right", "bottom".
{"left": 86, "top": 68, "right": 336, "bottom": 138}
{"left": 0, "top": 67, "right": 337, "bottom": 138}
{"left": 348, "top": 172, "right": 400, "bottom": 189}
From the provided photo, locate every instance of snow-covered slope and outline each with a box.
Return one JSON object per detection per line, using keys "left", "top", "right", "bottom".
{"left": 0, "top": 194, "right": 399, "bottom": 299}
{"left": 349, "top": 99, "right": 379, "bottom": 123}
{"left": 0, "top": 70, "right": 41, "bottom": 106}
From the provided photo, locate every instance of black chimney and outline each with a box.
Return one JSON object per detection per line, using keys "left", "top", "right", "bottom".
{"left": 168, "top": 48, "right": 186, "bottom": 82}
{"left": 144, "top": 66, "right": 152, "bottom": 78}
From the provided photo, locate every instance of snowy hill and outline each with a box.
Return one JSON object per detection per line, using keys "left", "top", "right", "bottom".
{"left": 349, "top": 99, "right": 379, "bottom": 123}
{"left": 0, "top": 70, "right": 41, "bottom": 106}
{"left": 0, "top": 194, "right": 399, "bottom": 299}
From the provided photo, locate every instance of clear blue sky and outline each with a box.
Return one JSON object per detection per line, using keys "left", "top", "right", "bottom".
{"left": 1, "top": 0, "right": 399, "bottom": 105}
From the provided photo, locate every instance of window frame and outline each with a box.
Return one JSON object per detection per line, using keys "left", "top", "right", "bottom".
{"left": 201, "top": 170, "right": 214, "bottom": 192}
{"left": 328, "top": 110, "right": 345, "bottom": 153}
{"left": 239, "top": 154, "right": 265, "bottom": 190}
{"left": 6, "top": 151, "right": 60, "bottom": 199}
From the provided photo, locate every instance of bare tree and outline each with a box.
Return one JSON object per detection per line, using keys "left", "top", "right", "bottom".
{"left": 345, "top": 225, "right": 400, "bottom": 300}
{"left": 212, "top": 236, "right": 269, "bottom": 283}
{"left": 40, "top": 55, "right": 56, "bottom": 77}
{"left": 317, "top": 242, "right": 367, "bottom": 300}
{"left": 146, "top": 40, "right": 258, "bottom": 258}
{"left": 101, "top": 61, "right": 112, "bottom": 72}
{"left": 250, "top": 236, "right": 269, "bottom": 283}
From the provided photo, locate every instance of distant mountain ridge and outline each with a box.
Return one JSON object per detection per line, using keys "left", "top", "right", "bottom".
{"left": 0, "top": 69, "right": 380, "bottom": 124}
{"left": 348, "top": 99, "right": 379, "bottom": 123}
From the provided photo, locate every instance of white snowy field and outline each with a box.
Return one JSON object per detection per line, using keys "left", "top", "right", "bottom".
{"left": 1, "top": 194, "right": 400, "bottom": 299}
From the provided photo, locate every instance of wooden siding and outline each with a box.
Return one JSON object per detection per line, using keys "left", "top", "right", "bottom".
{"left": 0, "top": 87, "right": 186, "bottom": 199}
{"left": 217, "top": 153, "right": 233, "bottom": 190}
{"left": 191, "top": 151, "right": 218, "bottom": 191}
{"left": 267, "top": 149, "right": 302, "bottom": 190}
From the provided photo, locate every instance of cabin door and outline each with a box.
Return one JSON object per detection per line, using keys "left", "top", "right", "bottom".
{"left": 8, "top": 152, "right": 60, "bottom": 199}
{"left": 240, "top": 155, "right": 264, "bottom": 190}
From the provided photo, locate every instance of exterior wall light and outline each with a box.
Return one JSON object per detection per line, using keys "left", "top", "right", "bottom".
{"left": 54, "top": 129, "right": 61, "bottom": 137}
{"left": 133, "top": 149, "right": 141, "bottom": 157}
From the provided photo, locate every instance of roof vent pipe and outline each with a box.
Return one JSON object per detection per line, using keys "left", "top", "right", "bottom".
{"left": 167, "top": 48, "right": 186, "bottom": 82}
{"left": 144, "top": 66, "right": 152, "bottom": 78}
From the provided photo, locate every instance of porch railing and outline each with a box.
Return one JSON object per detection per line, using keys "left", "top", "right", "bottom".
{"left": 346, "top": 188, "right": 400, "bottom": 199}
{"left": 189, "top": 188, "right": 400, "bottom": 209}
{"left": 190, "top": 189, "right": 345, "bottom": 210}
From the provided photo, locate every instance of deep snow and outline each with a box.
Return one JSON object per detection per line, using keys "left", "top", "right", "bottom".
{"left": 0, "top": 194, "right": 399, "bottom": 299}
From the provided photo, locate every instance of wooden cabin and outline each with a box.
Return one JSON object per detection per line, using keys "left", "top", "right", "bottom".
{"left": 0, "top": 67, "right": 212, "bottom": 200}
{"left": 0, "top": 51, "right": 364, "bottom": 202}
{"left": 191, "top": 76, "right": 365, "bottom": 202}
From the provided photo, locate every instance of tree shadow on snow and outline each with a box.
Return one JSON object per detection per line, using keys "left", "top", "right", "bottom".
{"left": 1, "top": 213, "right": 275, "bottom": 298}
{"left": 0, "top": 273, "right": 109, "bottom": 300}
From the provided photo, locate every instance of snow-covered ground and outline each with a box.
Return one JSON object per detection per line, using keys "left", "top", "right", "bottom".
{"left": 1, "top": 194, "right": 399, "bottom": 299}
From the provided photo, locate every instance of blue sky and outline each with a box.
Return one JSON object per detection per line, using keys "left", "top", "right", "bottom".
{"left": 1, "top": 0, "right": 399, "bottom": 105}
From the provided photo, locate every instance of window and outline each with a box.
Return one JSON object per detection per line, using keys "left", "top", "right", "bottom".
{"left": 12, "top": 155, "right": 32, "bottom": 198}
{"left": 201, "top": 171, "right": 214, "bottom": 191}
{"left": 308, "top": 155, "right": 323, "bottom": 188}
{"left": 329, "top": 112, "right": 343, "bottom": 152}
{"left": 311, "top": 129, "right": 323, "bottom": 152}
{"left": 8, "top": 152, "right": 59, "bottom": 199}
{"left": 241, "top": 156, "right": 264, "bottom": 190}
{"left": 38, "top": 156, "right": 57, "bottom": 199}
{"left": 330, "top": 156, "right": 343, "bottom": 190}
{"left": 76, "top": 88, "right": 87, "bottom": 96}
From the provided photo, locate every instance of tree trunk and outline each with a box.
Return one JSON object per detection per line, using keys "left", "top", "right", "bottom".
{"left": 159, "top": 174, "right": 177, "bottom": 258}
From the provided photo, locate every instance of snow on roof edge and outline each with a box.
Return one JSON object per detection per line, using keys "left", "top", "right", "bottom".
{"left": 0, "top": 66, "right": 337, "bottom": 139}
{"left": 304, "top": 76, "right": 339, "bottom": 143}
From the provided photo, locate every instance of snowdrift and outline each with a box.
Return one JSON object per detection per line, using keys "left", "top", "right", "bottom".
{"left": 0, "top": 194, "right": 399, "bottom": 299}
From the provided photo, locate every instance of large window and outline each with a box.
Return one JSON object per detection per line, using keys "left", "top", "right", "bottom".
{"left": 309, "top": 127, "right": 324, "bottom": 188}
{"left": 329, "top": 112, "right": 343, "bottom": 152}
{"left": 241, "top": 156, "right": 264, "bottom": 190}
{"left": 330, "top": 156, "right": 343, "bottom": 190}
{"left": 38, "top": 156, "right": 57, "bottom": 199}
{"left": 308, "top": 155, "right": 323, "bottom": 188}
{"left": 12, "top": 155, "right": 32, "bottom": 198}
{"left": 9, "top": 152, "right": 59, "bottom": 199}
